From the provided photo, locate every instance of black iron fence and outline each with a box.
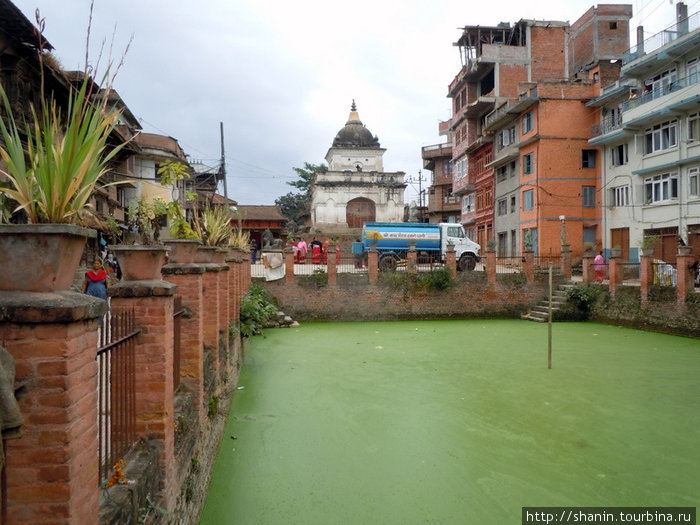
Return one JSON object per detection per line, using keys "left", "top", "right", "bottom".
{"left": 96, "top": 308, "right": 140, "bottom": 485}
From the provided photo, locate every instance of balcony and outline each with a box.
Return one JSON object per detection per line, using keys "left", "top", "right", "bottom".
{"left": 622, "top": 72, "right": 700, "bottom": 112}
{"left": 591, "top": 114, "right": 623, "bottom": 138}
{"left": 622, "top": 11, "right": 700, "bottom": 76}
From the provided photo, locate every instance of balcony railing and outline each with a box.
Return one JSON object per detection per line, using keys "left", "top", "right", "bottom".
{"left": 622, "top": 72, "right": 700, "bottom": 112}
{"left": 591, "top": 113, "right": 623, "bottom": 138}
{"left": 623, "top": 11, "right": 700, "bottom": 65}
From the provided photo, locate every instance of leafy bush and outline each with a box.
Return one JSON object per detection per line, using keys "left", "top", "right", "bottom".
{"left": 240, "top": 283, "right": 278, "bottom": 337}
{"left": 298, "top": 269, "right": 328, "bottom": 288}
{"left": 566, "top": 284, "right": 603, "bottom": 312}
{"left": 378, "top": 268, "right": 454, "bottom": 292}
{"left": 417, "top": 267, "right": 454, "bottom": 291}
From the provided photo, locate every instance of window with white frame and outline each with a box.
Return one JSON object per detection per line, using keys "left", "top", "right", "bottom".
{"left": 582, "top": 185, "right": 596, "bottom": 207}
{"left": 454, "top": 158, "right": 467, "bottom": 180}
{"left": 523, "top": 189, "right": 534, "bottom": 211}
{"left": 645, "top": 68, "right": 677, "bottom": 95}
{"left": 612, "top": 185, "right": 630, "bottom": 207}
{"left": 510, "top": 195, "right": 516, "bottom": 213}
{"left": 644, "top": 172, "right": 678, "bottom": 204}
{"left": 644, "top": 120, "right": 677, "bottom": 154}
{"left": 496, "top": 165, "right": 508, "bottom": 183}
{"left": 611, "top": 143, "right": 628, "bottom": 166}
{"left": 498, "top": 126, "right": 516, "bottom": 149}
{"left": 689, "top": 167, "right": 700, "bottom": 198}
{"left": 462, "top": 194, "right": 475, "bottom": 214}
{"left": 522, "top": 111, "right": 534, "bottom": 135}
{"left": 689, "top": 113, "right": 700, "bottom": 142}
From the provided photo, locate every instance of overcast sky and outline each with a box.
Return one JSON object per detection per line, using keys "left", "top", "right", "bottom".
{"left": 11, "top": 0, "right": 682, "bottom": 205}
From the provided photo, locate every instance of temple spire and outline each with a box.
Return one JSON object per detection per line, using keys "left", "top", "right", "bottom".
{"left": 347, "top": 99, "right": 361, "bottom": 124}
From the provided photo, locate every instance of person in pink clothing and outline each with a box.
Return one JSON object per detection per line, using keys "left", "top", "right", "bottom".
{"left": 297, "top": 238, "right": 308, "bottom": 263}
{"left": 593, "top": 251, "right": 606, "bottom": 282}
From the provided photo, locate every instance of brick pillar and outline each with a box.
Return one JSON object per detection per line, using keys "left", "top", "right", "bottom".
{"left": 523, "top": 251, "right": 535, "bottom": 283}
{"left": 582, "top": 254, "right": 594, "bottom": 284}
{"left": 561, "top": 245, "right": 572, "bottom": 280}
{"left": 676, "top": 253, "right": 695, "bottom": 303}
{"left": 201, "top": 264, "right": 222, "bottom": 380}
{"left": 327, "top": 244, "right": 337, "bottom": 285}
{"left": 445, "top": 245, "right": 457, "bottom": 278}
{"left": 609, "top": 255, "right": 622, "bottom": 295}
{"left": 640, "top": 254, "right": 652, "bottom": 304}
{"left": 284, "top": 247, "right": 295, "bottom": 284}
{"left": 161, "top": 264, "right": 205, "bottom": 416}
{"left": 486, "top": 250, "right": 496, "bottom": 285}
{"left": 226, "top": 252, "right": 243, "bottom": 326}
{"left": 109, "top": 280, "right": 178, "bottom": 511}
{"left": 407, "top": 242, "right": 417, "bottom": 274}
{"left": 241, "top": 249, "right": 251, "bottom": 296}
{"left": 217, "top": 260, "right": 230, "bottom": 367}
{"left": 368, "top": 246, "right": 378, "bottom": 284}
{"left": 0, "top": 292, "right": 105, "bottom": 525}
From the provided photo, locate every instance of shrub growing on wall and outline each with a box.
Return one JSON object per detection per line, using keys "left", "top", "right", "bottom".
{"left": 240, "top": 283, "right": 278, "bottom": 337}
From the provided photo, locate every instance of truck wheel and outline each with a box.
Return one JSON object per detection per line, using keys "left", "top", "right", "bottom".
{"left": 379, "top": 255, "right": 397, "bottom": 271}
{"left": 458, "top": 254, "right": 476, "bottom": 271}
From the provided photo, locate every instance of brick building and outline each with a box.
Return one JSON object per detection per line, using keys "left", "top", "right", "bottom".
{"left": 422, "top": 122, "right": 459, "bottom": 223}
{"left": 443, "top": 5, "right": 633, "bottom": 256}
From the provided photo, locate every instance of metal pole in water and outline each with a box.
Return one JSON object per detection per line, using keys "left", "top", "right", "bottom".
{"left": 548, "top": 261, "right": 553, "bottom": 369}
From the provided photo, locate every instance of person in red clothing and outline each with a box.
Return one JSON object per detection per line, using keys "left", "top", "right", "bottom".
{"left": 82, "top": 259, "right": 109, "bottom": 300}
{"left": 593, "top": 251, "right": 606, "bottom": 282}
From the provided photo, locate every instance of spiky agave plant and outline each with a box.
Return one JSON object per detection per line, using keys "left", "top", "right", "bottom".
{"left": 194, "top": 205, "right": 233, "bottom": 246}
{"left": 0, "top": 79, "right": 124, "bottom": 224}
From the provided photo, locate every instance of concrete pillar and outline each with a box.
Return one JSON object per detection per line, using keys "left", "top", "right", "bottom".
{"left": 486, "top": 250, "right": 496, "bottom": 285}
{"left": 609, "top": 255, "right": 622, "bottom": 295}
{"left": 327, "top": 244, "right": 337, "bottom": 285}
{"left": 284, "top": 247, "right": 295, "bottom": 284}
{"left": 445, "top": 244, "right": 457, "bottom": 278}
{"left": 407, "top": 242, "right": 417, "bottom": 274}
{"left": 676, "top": 253, "right": 695, "bottom": 303}
{"left": 0, "top": 292, "right": 105, "bottom": 524}
{"left": 561, "top": 245, "right": 572, "bottom": 280}
{"left": 109, "top": 279, "right": 179, "bottom": 512}
{"left": 640, "top": 253, "right": 653, "bottom": 305}
{"left": 523, "top": 251, "right": 535, "bottom": 283}
{"left": 582, "top": 254, "right": 594, "bottom": 284}
{"left": 368, "top": 246, "right": 378, "bottom": 284}
{"left": 161, "top": 264, "right": 206, "bottom": 416}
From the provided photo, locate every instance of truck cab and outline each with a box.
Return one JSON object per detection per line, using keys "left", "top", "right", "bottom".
{"left": 440, "top": 223, "right": 481, "bottom": 271}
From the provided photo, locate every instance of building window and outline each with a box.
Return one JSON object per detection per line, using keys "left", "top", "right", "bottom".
{"left": 611, "top": 143, "right": 628, "bottom": 166}
{"left": 644, "top": 120, "right": 677, "bottom": 154}
{"left": 582, "top": 150, "right": 596, "bottom": 168}
{"left": 497, "top": 198, "right": 507, "bottom": 216}
{"left": 522, "top": 153, "right": 533, "bottom": 175}
{"left": 498, "top": 126, "right": 516, "bottom": 149}
{"left": 462, "top": 194, "right": 474, "bottom": 214}
{"left": 645, "top": 68, "right": 677, "bottom": 95}
{"left": 593, "top": 72, "right": 600, "bottom": 83}
{"left": 582, "top": 185, "right": 596, "bottom": 207}
{"left": 689, "top": 113, "right": 700, "bottom": 142}
{"left": 612, "top": 185, "right": 630, "bottom": 207}
{"left": 609, "top": 22, "right": 617, "bottom": 29}
{"left": 689, "top": 167, "right": 699, "bottom": 198}
{"left": 523, "top": 189, "right": 534, "bottom": 211}
{"left": 688, "top": 57, "right": 700, "bottom": 85}
{"left": 510, "top": 195, "right": 516, "bottom": 213}
{"left": 644, "top": 173, "right": 678, "bottom": 204}
{"left": 522, "top": 111, "right": 534, "bottom": 135}
{"left": 454, "top": 158, "right": 467, "bottom": 180}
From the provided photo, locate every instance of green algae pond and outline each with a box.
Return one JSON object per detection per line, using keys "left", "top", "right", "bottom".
{"left": 200, "top": 320, "right": 699, "bottom": 524}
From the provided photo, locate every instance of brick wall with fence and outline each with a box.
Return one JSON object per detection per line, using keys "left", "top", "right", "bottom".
{"left": 0, "top": 250, "right": 249, "bottom": 524}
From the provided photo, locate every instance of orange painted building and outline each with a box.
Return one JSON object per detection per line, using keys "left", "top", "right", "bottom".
{"left": 445, "top": 5, "right": 632, "bottom": 257}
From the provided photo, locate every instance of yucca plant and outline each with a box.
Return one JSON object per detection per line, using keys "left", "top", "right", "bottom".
{"left": 0, "top": 79, "right": 123, "bottom": 224}
{"left": 228, "top": 228, "right": 250, "bottom": 250}
{"left": 193, "top": 205, "right": 233, "bottom": 247}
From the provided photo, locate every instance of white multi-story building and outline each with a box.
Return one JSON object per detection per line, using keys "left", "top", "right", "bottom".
{"left": 589, "top": 2, "right": 700, "bottom": 262}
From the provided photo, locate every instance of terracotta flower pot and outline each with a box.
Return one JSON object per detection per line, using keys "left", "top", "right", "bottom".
{"left": 108, "top": 245, "right": 170, "bottom": 281}
{"left": 163, "top": 238, "right": 201, "bottom": 264}
{"left": 0, "top": 224, "right": 95, "bottom": 292}
{"left": 194, "top": 246, "right": 218, "bottom": 263}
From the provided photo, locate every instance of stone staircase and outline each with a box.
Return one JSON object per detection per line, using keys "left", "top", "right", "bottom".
{"left": 521, "top": 283, "right": 573, "bottom": 322}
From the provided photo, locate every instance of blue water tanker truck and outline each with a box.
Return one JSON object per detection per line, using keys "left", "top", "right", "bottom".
{"left": 359, "top": 222, "right": 481, "bottom": 271}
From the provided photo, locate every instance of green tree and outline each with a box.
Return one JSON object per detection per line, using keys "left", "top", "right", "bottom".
{"left": 275, "top": 162, "right": 326, "bottom": 223}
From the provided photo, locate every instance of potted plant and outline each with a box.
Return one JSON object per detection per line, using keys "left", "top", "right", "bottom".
{"left": 640, "top": 234, "right": 660, "bottom": 257}
{"left": 0, "top": 79, "right": 124, "bottom": 292}
{"left": 108, "top": 196, "right": 170, "bottom": 280}
{"left": 486, "top": 239, "right": 497, "bottom": 253}
{"left": 193, "top": 205, "right": 233, "bottom": 263}
{"left": 162, "top": 185, "right": 201, "bottom": 264}
{"left": 611, "top": 245, "right": 622, "bottom": 258}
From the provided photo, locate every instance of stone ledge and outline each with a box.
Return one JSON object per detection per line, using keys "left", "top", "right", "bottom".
{"left": 162, "top": 263, "right": 207, "bottom": 275}
{"left": 0, "top": 291, "right": 106, "bottom": 323}
{"left": 200, "top": 263, "right": 228, "bottom": 273}
{"left": 109, "top": 280, "right": 179, "bottom": 298}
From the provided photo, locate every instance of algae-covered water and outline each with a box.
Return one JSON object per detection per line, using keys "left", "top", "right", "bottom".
{"left": 200, "top": 320, "right": 699, "bottom": 524}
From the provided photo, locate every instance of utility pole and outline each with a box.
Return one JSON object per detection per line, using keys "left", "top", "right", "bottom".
{"left": 220, "top": 122, "right": 228, "bottom": 203}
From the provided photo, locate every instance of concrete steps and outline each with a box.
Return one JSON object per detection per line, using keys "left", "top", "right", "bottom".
{"left": 521, "top": 283, "right": 573, "bottom": 322}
